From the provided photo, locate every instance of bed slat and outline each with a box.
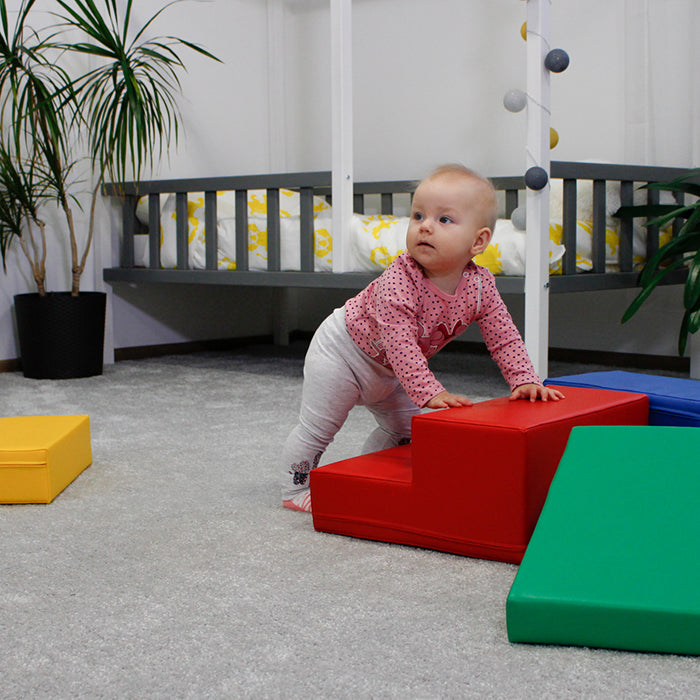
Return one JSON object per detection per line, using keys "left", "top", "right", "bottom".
{"left": 591, "top": 180, "right": 606, "bottom": 273}
{"left": 381, "top": 193, "right": 393, "bottom": 215}
{"left": 235, "top": 189, "right": 249, "bottom": 272}
{"left": 148, "top": 193, "right": 161, "bottom": 269}
{"left": 672, "top": 191, "right": 685, "bottom": 238}
{"left": 267, "top": 188, "right": 281, "bottom": 271}
{"left": 505, "top": 189, "right": 519, "bottom": 219}
{"left": 618, "top": 181, "right": 634, "bottom": 272}
{"left": 121, "top": 194, "right": 136, "bottom": 268}
{"left": 300, "top": 187, "right": 314, "bottom": 272}
{"left": 175, "top": 193, "right": 189, "bottom": 270}
{"left": 204, "top": 191, "right": 218, "bottom": 271}
{"left": 562, "top": 179, "right": 577, "bottom": 276}
{"left": 646, "top": 187, "right": 660, "bottom": 261}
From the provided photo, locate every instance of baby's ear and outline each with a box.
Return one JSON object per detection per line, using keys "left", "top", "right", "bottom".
{"left": 471, "top": 227, "right": 493, "bottom": 255}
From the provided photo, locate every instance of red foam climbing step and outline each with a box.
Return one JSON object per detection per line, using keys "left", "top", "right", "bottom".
{"left": 311, "top": 386, "right": 648, "bottom": 562}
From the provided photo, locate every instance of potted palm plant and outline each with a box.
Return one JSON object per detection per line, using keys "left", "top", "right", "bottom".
{"left": 0, "top": 0, "right": 218, "bottom": 378}
{"left": 615, "top": 170, "right": 700, "bottom": 357}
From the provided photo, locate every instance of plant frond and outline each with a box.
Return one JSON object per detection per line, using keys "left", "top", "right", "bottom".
{"left": 645, "top": 181, "right": 700, "bottom": 199}
{"left": 639, "top": 230, "right": 700, "bottom": 287}
{"left": 614, "top": 204, "right": 693, "bottom": 224}
{"left": 684, "top": 249, "right": 700, "bottom": 312}
{"left": 621, "top": 258, "right": 689, "bottom": 324}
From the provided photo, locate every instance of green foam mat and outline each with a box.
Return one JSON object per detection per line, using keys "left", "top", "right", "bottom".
{"left": 506, "top": 426, "right": 700, "bottom": 655}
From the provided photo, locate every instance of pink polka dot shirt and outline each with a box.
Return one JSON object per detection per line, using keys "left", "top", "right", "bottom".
{"left": 345, "top": 251, "right": 541, "bottom": 407}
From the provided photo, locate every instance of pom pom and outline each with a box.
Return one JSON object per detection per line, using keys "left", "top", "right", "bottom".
{"left": 503, "top": 89, "right": 527, "bottom": 113}
{"left": 511, "top": 207, "right": 526, "bottom": 231}
{"left": 544, "top": 49, "right": 570, "bottom": 73}
{"left": 525, "top": 166, "right": 549, "bottom": 190}
{"left": 550, "top": 127, "right": 559, "bottom": 149}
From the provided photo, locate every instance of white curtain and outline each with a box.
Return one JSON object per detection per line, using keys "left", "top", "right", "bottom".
{"left": 624, "top": 0, "right": 700, "bottom": 167}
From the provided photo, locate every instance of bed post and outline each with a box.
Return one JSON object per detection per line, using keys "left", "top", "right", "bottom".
{"left": 524, "top": 0, "right": 551, "bottom": 380}
{"left": 330, "top": 0, "right": 353, "bottom": 272}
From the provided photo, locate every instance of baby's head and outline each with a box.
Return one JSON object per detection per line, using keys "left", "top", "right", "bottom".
{"left": 420, "top": 164, "right": 498, "bottom": 232}
{"left": 407, "top": 164, "right": 497, "bottom": 289}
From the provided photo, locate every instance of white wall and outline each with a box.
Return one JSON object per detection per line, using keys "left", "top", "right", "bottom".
{"left": 282, "top": 0, "right": 698, "bottom": 178}
{"left": 2, "top": 0, "right": 698, "bottom": 366}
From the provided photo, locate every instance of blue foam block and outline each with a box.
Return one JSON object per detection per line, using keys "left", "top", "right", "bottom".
{"left": 545, "top": 371, "right": 700, "bottom": 426}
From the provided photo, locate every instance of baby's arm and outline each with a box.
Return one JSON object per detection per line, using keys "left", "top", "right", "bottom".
{"left": 425, "top": 390, "right": 473, "bottom": 409}
{"left": 509, "top": 383, "right": 565, "bottom": 402}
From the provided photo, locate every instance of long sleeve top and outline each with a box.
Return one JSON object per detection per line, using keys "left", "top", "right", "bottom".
{"left": 344, "top": 252, "right": 540, "bottom": 407}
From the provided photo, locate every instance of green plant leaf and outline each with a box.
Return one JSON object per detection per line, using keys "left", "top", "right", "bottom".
{"left": 621, "top": 258, "right": 688, "bottom": 323}
{"left": 646, "top": 181, "right": 700, "bottom": 198}
{"left": 676, "top": 207, "right": 700, "bottom": 238}
{"left": 689, "top": 308, "right": 700, "bottom": 335}
{"left": 678, "top": 312, "right": 690, "bottom": 356}
{"left": 614, "top": 204, "right": 688, "bottom": 221}
{"left": 677, "top": 308, "right": 700, "bottom": 357}
{"left": 649, "top": 168, "right": 700, "bottom": 188}
{"left": 1, "top": 0, "right": 219, "bottom": 294}
{"left": 54, "top": 0, "right": 219, "bottom": 186}
{"left": 644, "top": 205, "right": 698, "bottom": 231}
{"left": 639, "top": 230, "right": 700, "bottom": 287}
{"left": 683, "top": 249, "right": 700, "bottom": 311}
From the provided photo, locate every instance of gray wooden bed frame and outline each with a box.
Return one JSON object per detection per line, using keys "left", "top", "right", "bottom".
{"left": 103, "top": 161, "right": 690, "bottom": 295}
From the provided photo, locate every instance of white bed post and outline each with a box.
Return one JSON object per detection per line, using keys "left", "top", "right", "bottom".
{"left": 524, "top": 0, "right": 551, "bottom": 380}
{"left": 268, "top": 0, "right": 293, "bottom": 345}
{"left": 330, "top": 0, "right": 353, "bottom": 273}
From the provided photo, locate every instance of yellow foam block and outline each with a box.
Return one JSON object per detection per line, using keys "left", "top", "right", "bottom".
{"left": 0, "top": 415, "right": 92, "bottom": 504}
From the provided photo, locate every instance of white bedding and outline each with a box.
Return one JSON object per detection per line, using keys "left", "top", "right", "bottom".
{"left": 133, "top": 184, "right": 670, "bottom": 276}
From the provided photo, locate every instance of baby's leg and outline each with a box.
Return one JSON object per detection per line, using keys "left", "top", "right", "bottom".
{"left": 362, "top": 382, "right": 420, "bottom": 454}
{"left": 281, "top": 316, "right": 361, "bottom": 511}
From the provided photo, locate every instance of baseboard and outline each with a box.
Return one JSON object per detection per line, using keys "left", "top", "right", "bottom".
{"left": 548, "top": 346, "right": 690, "bottom": 373}
{"left": 4, "top": 335, "right": 690, "bottom": 374}
{"left": 113, "top": 335, "right": 275, "bottom": 362}
{"left": 0, "top": 358, "right": 21, "bottom": 373}
{"left": 443, "top": 340, "right": 690, "bottom": 373}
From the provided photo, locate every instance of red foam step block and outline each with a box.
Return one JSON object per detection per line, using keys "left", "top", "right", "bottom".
{"left": 311, "top": 386, "right": 648, "bottom": 562}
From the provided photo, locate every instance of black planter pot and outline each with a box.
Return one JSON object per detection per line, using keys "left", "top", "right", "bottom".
{"left": 14, "top": 292, "right": 106, "bottom": 379}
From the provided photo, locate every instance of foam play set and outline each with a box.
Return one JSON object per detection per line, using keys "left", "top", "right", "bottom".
{"left": 544, "top": 370, "right": 700, "bottom": 426}
{"left": 506, "top": 425, "right": 700, "bottom": 656}
{"left": 0, "top": 415, "right": 92, "bottom": 504}
{"left": 310, "top": 386, "right": 648, "bottom": 563}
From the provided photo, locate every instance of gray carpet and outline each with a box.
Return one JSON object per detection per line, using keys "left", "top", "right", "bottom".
{"left": 1, "top": 344, "right": 698, "bottom": 699}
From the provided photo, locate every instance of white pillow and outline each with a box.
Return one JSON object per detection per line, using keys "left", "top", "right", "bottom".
{"left": 136, "top": 189, "right": 332, "bottom": 271}
{"left": 475, "top": 219, "right": 565, "bottom": 275}
{"left": 350, "top": 215, "right": 409, "bottom": 271}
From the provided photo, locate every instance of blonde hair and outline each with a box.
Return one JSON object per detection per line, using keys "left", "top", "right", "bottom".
{"left": 421, "top": 163, "right": 498, "bottom": 232}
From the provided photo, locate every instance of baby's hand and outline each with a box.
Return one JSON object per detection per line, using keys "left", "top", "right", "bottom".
{"left": 509, "top": 384, "right": 565, "bottom": 403}
{"left": 425, "top": 391, "right": 473, "bottom": 409}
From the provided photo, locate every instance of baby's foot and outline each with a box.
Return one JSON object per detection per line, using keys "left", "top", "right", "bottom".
{"left": 282, "top": 489, "right": 312, "bottom": 513}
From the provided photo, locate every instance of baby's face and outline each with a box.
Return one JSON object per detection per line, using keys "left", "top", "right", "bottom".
{"left": 406, "top": 173, "right": 492, "bottom": 282}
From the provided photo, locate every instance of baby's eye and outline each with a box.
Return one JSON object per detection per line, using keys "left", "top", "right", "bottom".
{"left": 412, "top": 211, "right": 424, "bottom": 221}
{"left": 439, "top": 216, "right": 453, "bottom": 224}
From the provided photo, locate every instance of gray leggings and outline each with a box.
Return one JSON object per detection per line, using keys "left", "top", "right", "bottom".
{"left": 281, "top": 307, "right": 420, "bottom": 499}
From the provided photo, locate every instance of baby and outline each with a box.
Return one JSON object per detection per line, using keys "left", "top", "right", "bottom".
{"left": 281, "top": 164, "right": 564, "bottom": 512}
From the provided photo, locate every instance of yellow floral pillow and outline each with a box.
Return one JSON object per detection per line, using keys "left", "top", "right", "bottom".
{"left": 136, "top": 189, "right": 332, "bottom": 271}
{"left": 350, "top": 215, "right": 408, "bottom": 271}
{"left": 246, "top": 191, "right": 333, "bottom": 271}
{"left": 474, "top": 220, "right": 565, "bottom": 275}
